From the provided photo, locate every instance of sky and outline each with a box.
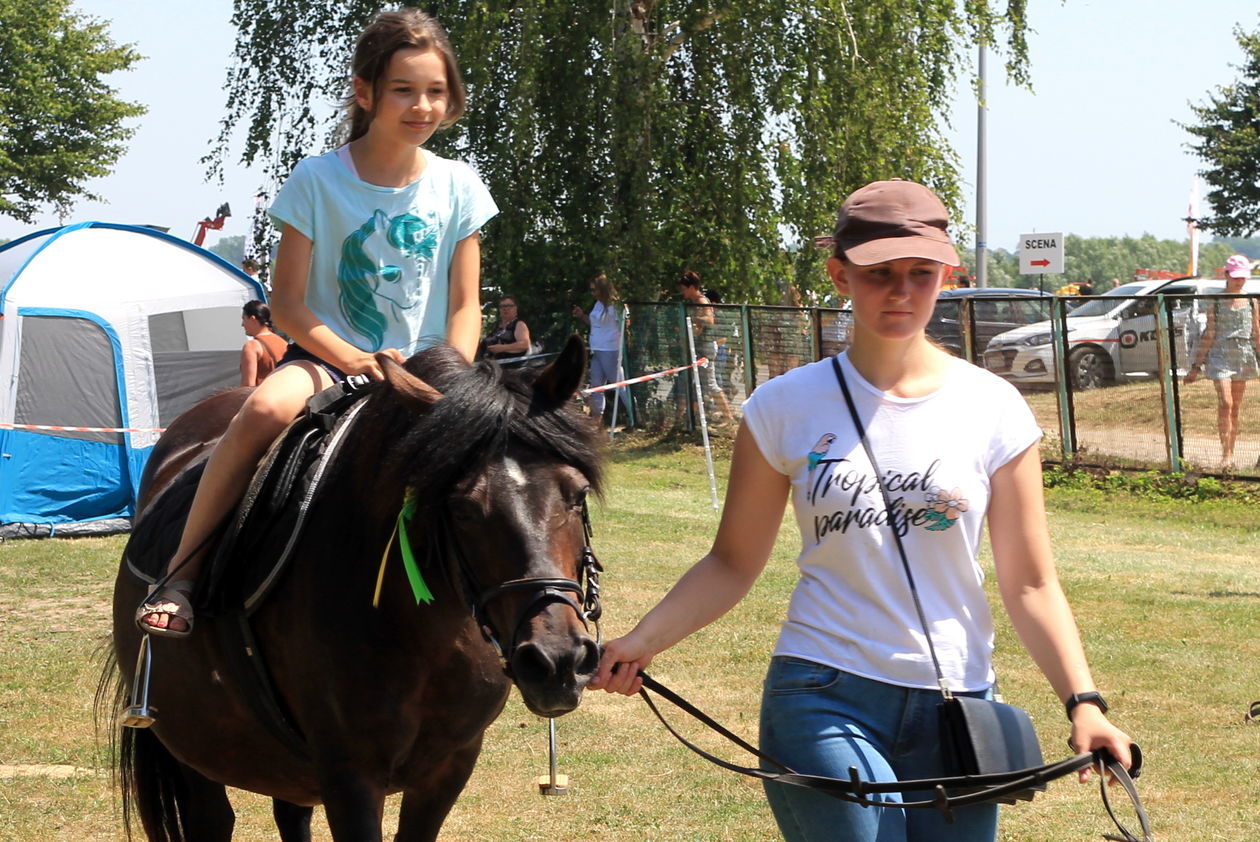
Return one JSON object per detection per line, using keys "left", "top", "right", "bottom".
{"left": 2, "top": 0, "right": 1258, "bottom": 257}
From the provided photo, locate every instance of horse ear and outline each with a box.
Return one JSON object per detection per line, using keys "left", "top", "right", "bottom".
{"left": 533, "top": 335, "right": 587, "bottom": 406}
{"left": 378, "top": 353, "right": 443, "bottom": 410}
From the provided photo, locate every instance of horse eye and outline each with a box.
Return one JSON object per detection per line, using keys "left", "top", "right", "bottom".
{"left": 570, "top": 486, "right": 590, "bottom": 511}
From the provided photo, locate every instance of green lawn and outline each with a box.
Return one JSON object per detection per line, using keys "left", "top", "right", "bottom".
{"left": 1, "top": 435, "right": 1257, "bottom": 840}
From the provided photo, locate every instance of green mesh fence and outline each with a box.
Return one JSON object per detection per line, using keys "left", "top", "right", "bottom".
{"left": 535, "top": 295, "right": 1259, "bottom": 476}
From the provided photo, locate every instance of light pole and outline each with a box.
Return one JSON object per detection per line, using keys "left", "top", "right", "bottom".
{"left": 975, "top": 42, "right": 989, "bottom": 288}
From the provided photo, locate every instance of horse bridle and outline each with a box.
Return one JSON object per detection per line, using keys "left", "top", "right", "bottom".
{"left": 434, "top": 499, "right": 603, "bottom": 675}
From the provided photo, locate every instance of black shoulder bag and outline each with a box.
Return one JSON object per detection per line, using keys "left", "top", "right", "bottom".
{"left": 831, "top": 356, "right": 1046, "bottom": 802}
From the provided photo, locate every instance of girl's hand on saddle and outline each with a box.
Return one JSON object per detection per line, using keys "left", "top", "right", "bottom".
{"left": 344, "top": 348, "right": 406, "bottom": 380}
{"left": 589, "top": 633, "right": 653, "bottom": 696}
{"left": 1068, "top": 705, "right": 1135, "bottom": 784}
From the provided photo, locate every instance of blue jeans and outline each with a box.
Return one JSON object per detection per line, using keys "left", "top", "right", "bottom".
{"left": 760, "top": 657, "right": 999, "bottom": 842}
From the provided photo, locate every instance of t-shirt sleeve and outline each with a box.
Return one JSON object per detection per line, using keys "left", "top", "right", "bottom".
{"left": 267, "top": 159, "right": 316, "bottom": 240}
{"left": 740, "top": 381, "right": 791, "bottom": 476}
{"left": 451, "top": 162, "right": 498, "bottom": 241}
{"left": 983, "top": 380, "right": 1043, "bottom": 475}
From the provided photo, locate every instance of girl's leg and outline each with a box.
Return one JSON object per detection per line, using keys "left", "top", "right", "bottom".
{"left": 760, "top": 658, "right": 997, "bottom": 842}
{"left": 760, "top": 658, "right": 906, "bottom": 842}
{"left": 1225, "top": 380, "right": 1247, "bottom": 459}
{"left": 139, "top": 363, "right": 333, "bottom": 633}
{"left": 1214, "top": 380, "right": 1236, "bottom": 463}
{"left": 588, "top": 350, "right": 615, "bottom": 421}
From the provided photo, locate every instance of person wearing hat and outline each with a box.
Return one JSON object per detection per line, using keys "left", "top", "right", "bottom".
{"left": 592, "top": 179, "right": 1135, "bottom": 841}
{"left": 1185, "top": 254, "right": 1259, "bottom": 470}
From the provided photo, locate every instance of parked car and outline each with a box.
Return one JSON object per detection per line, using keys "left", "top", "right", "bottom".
{"left": 927, "top": 288, "right": 1055, "bottom": 359}
{"left": 983, "top": 276, "right": 1260, "bottom": 390}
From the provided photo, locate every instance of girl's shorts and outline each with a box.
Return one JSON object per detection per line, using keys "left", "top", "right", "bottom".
{"left": 277, "top": 344, "right": 348, "bottom": 383}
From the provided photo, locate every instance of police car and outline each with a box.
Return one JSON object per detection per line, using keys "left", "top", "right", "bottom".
{"left": 982, "top": 277, "right": 1257, "bottom": 390}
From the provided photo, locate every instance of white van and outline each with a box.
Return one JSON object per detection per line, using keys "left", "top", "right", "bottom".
{"left": 983, "top": 277, "right": 1260, "bottom": 390}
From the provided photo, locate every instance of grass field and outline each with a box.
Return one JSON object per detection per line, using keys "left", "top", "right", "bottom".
{"left": 1, "top": 434, "right": 1258, "bottom": 840}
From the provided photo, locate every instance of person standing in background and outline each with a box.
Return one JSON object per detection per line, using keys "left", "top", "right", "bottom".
{"left": 573, "top": 274, "right": 627, "bottom": 425}
{"left": 1185, "top": 254, "right": 1259, "bottom": 470}
{"left": 238, "top": 300, "right": 290, "bottom": 386}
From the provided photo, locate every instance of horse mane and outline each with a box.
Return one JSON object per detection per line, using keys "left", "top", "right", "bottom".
{"left": 377, "top": 345, "right": 604, "bottom": 517}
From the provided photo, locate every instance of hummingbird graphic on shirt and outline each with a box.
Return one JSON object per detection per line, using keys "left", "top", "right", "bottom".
{"left": 807, "top": 433, "right": 837, "bottom": 502}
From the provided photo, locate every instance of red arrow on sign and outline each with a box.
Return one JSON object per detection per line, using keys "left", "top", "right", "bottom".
{"left": 1030, "top": 259, "right": 1051, "bottom": 267}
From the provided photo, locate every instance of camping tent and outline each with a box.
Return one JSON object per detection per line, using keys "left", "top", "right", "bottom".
{"left": 0, "top": 222, "right": 266, "bottom": 536}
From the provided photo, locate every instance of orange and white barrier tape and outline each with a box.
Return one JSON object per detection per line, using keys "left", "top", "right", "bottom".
{"left": 0, "top": 422, "right": 166, "bottom": 434}
{"left": 580, "top": 357, "right": 708, "bottom": 396}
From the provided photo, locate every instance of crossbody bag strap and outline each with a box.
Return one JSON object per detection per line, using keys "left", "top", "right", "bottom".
{"left": 830, "top": 355, "right": 953, "bottom": 698}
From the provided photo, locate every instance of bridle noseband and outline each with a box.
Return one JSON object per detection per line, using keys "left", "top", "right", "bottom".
{"left": 436, "top": 500, "right": 603, "bottom": 676}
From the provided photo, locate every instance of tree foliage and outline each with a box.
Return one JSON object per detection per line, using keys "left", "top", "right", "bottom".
{"left": 211, "top": 1, "right": 1031, "bottom": 331}
{"left": 1183, "top": 21, "right": 1260, "bottom": 238}
{"left": 0, "top": 0, "right": 144, "bottom": 223}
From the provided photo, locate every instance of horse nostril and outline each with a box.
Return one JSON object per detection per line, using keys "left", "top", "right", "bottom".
{"left": 510, "top": 642, "right": 556, "bottom": 685}
{"left": 576, "top": 637, "right": 600, "bottom": 678}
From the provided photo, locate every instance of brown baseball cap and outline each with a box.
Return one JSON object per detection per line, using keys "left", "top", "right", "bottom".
{"left": 833, "top": 179, "right": 959, "bottom": 266}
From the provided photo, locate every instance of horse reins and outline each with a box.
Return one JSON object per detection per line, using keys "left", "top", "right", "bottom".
{"left": 435, "top": 500, "right": 604, "bottom": 675}
{"left": 632, "top": 671, "right": 1150, "bottom": 841}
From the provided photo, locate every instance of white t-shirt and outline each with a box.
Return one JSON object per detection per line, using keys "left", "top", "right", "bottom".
{"left": 588, "top": 301, "right": 621, "bottom": 351}
{"left": 269, "top": 148, "right": 498, "bottom": 354}
{"left": 741, "top": 352, "right": 1042, "bottom": 692}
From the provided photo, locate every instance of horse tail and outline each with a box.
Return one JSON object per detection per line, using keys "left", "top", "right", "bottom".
{"left": 96, "top": 642, "right": 187, "bottom": 841}
{"left": 121, "top": 727, "right": 189, "bottom": 841}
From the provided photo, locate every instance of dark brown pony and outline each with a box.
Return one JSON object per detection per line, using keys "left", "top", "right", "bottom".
{"left": 105, "top": 338, "right": 604, "bottom": 841}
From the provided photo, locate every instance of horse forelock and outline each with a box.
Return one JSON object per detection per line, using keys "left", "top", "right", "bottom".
{"left": 383, "top": 346, "right": 604, "bottom": 517}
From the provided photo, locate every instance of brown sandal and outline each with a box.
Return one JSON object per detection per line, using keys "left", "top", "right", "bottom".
{"left": 135, "top": 580, "right": 196, "bottom": 638}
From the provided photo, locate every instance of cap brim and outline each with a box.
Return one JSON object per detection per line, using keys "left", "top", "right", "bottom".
{"left": 843, "top": 236, "right": 960, "bottom": 267}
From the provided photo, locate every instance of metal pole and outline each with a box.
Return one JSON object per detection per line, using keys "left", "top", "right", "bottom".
{"left": 685, "top": 317, "right": 721, "bottom": 513}
{"left": 609, "top": 304, "right": 629, "bottom": 440}
{"left": 537, "top": 717, "right": 569, "bottom": 795}
{"left": 975, "top": 42, "right": 989, "bottom": 289}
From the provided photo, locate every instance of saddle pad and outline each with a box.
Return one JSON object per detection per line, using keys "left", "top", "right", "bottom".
{"left": 124, "top": 458, "right": 207, "bottom": 584}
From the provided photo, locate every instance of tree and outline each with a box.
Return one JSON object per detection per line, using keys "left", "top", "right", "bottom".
{"left": 1183, "top": 21, "right": 1260, "bottom": 237}
{"left": 0, "top": 0, "right": 145, "bottom": 223}
{"left": 210, "top": 1, "right": 1030, "bottom": 341}
{"left": 209, "top": 234, "right": 247, "bottom": 267}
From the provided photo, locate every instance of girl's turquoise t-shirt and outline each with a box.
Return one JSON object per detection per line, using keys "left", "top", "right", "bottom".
{"left": 269, "top": 148, "right": 498, "bottom": 354}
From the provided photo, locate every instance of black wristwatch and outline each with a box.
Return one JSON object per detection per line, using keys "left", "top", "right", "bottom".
{"left": 1065, "top": 691, "right": 1109, "bottom": 720}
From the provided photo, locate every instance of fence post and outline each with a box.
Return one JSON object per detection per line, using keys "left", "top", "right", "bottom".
{"left": 959, "top": 298, "right": 976, "bottom": 364}
{"left": 741, "top": 304, "right": 756, "bottom": 394}
{"left": 810, "top": 306, "right": 823, "bottom": 362}
{"left": 678, "top": 302, "right": 694, "bottom": 430}
{"left": 1154, "top": 294, "right": 1184, "bottom": 471}
{"left": 1051, "top": 297, "right": 1076, "bottom": 460}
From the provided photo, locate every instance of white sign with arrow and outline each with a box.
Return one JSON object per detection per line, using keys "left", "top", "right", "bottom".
{"left": 1018, "top": 232, "right": 1064, "bottom": 275}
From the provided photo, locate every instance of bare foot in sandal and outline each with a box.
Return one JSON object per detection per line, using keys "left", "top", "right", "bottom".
{"left": 136, "top": 580, "right": 196, "bottom": 638}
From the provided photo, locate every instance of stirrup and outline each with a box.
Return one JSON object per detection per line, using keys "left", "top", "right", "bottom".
{"left": 122, "top": 634, "right": 157, "bottom": 728}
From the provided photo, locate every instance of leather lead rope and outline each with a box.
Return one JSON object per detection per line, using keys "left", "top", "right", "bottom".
{"left": 635, "top": 671, "right": 1150, "bottom": 840}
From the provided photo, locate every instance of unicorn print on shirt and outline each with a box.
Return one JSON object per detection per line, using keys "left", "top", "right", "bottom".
{"left": 337, "top": 208, "right": 441, "bottom": 350}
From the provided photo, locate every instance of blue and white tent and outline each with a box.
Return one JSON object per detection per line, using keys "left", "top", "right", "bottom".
{"left": 0, "top": 222, "right": 265, "bottom": 536}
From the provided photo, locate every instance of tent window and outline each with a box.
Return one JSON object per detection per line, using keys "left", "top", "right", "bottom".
{"left": 149, "top": 310, "right": 241, "bottom": 425}
{"left": 15, "top": 315, "right": 123, "bottom": 444}
{"left": 149, "top": 311, "right": 189, "bottom": 353}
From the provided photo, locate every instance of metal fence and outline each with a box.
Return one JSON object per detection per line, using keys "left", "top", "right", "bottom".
{"left": 557, "top": 295, "right": 1258, "bottom": 477}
